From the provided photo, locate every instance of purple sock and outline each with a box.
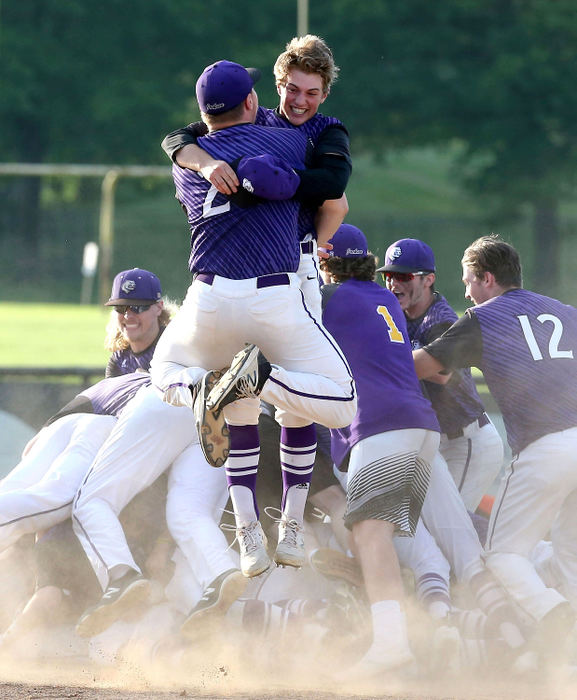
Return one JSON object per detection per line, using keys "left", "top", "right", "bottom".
{"left": 226, "top": 424, "right": 260, "bottom": 518}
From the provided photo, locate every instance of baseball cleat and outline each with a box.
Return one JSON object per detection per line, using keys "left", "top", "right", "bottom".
{"left": 274, "top": 516, "right": 305, "bottom": 568}
{"left": 75, "top": 571, "right": 151, "bottom": 638}
{"left": 180, "top": 568, "right": 247, "bottom": 639}
{"left": 194, "top": 369, "right": 230, "bottom": 468}
{"left": 236, "top": 520, "right": 270, "bottom": 577}
{"left": 206, "top": 344, "right": 271, "bottom": 412}
{"left": 309, "top": 548, "right": 364, "bottom": 588}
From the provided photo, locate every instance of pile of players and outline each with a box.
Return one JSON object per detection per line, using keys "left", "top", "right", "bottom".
{"left": 2, "top": 32, "right": 577, "bottom": 688}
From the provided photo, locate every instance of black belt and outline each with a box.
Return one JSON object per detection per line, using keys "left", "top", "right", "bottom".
{"left": 300, "top": 240, "right": 314, "bottom": 255}
{"left": 445, "top": 412, "right": 490, "bottom": 440}
{"left": 195, "top": 272, "right": 291, "bottom": 289}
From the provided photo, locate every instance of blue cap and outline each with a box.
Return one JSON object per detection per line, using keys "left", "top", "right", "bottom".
{"left": 105, "top": 268, "right": 162, "bottom": 306}
{"left": 327, "top": 224, "right": 369, "bottom": 258}
{"left": 196, "top": 60, "right": 261, "bottom": 115}
{"left": 378, "top": 238, "right": 436, "bottom": 273}
{"left": 236, "top": 154, "right": 300, "bottom": 200}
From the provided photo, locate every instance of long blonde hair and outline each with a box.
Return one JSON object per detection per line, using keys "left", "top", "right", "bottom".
{"left": 104, "top": 299, "right": 178, "bottom": 352}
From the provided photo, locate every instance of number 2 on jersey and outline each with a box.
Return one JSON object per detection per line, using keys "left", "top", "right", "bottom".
{"left": 377, "top": 306, "right": 404, "bottom": 343}
{"left": 203, "top": 185, "right": 230, "bottom": 218}
{"left": 517, "top": 313, "right": 574, "bottom": 361}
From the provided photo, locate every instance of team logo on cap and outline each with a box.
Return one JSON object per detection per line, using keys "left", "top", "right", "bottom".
{"left": 389, "top": 246, "right": 403, "bottom": 260}
{"left": 242, "top": 178, "right": 254, "bottom": 193}
{"left": 121, "top": 280, "right": 136, "bottom": 294}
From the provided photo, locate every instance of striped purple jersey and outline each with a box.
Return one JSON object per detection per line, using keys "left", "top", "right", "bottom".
{"left": 256, "top": 108, "right": 346, "bottom": 241}
{"left": 174, "top": 123, "right": 308, "bottom": 279}
{"left": 425, "top": 288, "right": 577, "bottom": 454}
{"left": 322, "top": 280, "right": 440, "bottom": 468}
{"left": 80, "top": 372, "right": 150, "bottom": 416}
{"left": 406, "top": 293, "right": 486, "bottom": 434}
{"left": 106, "top": 329, "right": 164, "bottom": 378}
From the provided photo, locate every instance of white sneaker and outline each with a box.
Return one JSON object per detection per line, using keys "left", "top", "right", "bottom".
{"left": 275, "top": 516, "right": 305, "bottom": 568}
{"left": 236, "top": 521, "right": 270, "bottom": 577}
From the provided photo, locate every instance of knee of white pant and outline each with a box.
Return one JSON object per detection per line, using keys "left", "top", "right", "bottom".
{"left": 223, "top": 397, "right": 260, "bottom": 425}
{"left": 321, "top": 399, "right": 357, "bottom": 429}
{"left": 274, "top": 409, "right": 311, "bottom": 428}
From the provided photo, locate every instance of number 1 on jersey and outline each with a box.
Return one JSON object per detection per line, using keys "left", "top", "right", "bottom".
{"left": 377, "top": 306, "right": 404, "bottom": 343}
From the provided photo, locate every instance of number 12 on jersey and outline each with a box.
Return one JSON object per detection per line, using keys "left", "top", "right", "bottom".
{"left": 517, "top": 313, "right": 574, "bottom": 361}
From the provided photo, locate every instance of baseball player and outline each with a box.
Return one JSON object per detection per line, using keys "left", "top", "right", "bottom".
{"left": 161, "top": 34, "right": 352, "bottom": 291}
{"left": 103, "top": 268, "right": 171, "bottom": 378}
{"left": 150, "top": 59, "right": 356, "bottom": 581}
{"left": 161, "top": 37, "right": 352, "bottom": 566}
{"left": 0, "top": 372, "right": 150, "bottom": 553}
{"left": 319, "top": 223, "right": 440, "bottom": 678}
{"left": 378, "top": 238, "right": 504, "bottom": 512}
{"left": 413, "top": 234, "right": 577, "bottom": 661}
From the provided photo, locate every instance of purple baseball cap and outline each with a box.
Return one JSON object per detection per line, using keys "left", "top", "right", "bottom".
{"left": 196, "top": 60, "right": 261, "bottom": 115}
{"left": 105, "top": 268, "right": 162, "bottom": 306}
{"left": 377, "top": 238, "right": 436, "bottom": 273}
{"left": 326, "top": 224, "right": 369, "bottom": 258}
{"left": 236, "top": 154, "right": 300, "bottom": 200}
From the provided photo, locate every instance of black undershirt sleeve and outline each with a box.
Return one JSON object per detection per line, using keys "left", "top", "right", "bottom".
{"left": 424, "top": 310, "right": 484, "bottom": 371}
{"left": 294, "top": 126, "right": 352, "bottom": 205}
{"left": 161, "top": 122, "right": 208, "bottom": 161}
{"left": 161, "top": 122, "right": 351, "bottom": 207}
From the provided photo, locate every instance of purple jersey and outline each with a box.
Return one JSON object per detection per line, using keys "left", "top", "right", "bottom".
{"left": 175, "top": 123, "right": 308, "bottom": 279}
{"left": 106, "top": 329, "right": 164, "bottom": 378}
{"left": 255, "top": 108, "right": 346, "bottom": 242}
{"left": 322, "top": 280, "right": 440, "bottom": 467}
{"left": 406, "top": 293, "right": 486, "bottom": 434}
{"left": 426, "top": 288, "right": 577, "bottom": 454}
{"left": 81, "top": 372, "right": 150, "bottom": 417}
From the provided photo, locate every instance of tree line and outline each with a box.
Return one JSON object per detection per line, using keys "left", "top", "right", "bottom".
{"left": 2, "top": 0, "right": 577, "bottom": 291}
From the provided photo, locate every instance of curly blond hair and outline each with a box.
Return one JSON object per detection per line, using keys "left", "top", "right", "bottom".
{"left": 273, "top": 35, "right": 339, "bottom": 95}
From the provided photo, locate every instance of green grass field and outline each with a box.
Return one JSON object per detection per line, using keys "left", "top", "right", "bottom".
{"left": 1, "top": 303, "right": 110, "bottom": 368}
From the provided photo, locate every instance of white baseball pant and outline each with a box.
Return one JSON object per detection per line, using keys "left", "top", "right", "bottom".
{"left": 72, "top": 385, "right": 197, "bottom": 590}
{"left": 166, "top": 442, "right": 233, "bottom": 589}
{"left": 420, "top": 452, "right": 485, "bottom": 583}
{"left": 0, "top": 414, "right": 116, "bottom": 551}
{"left": 0, "top": 413, "right": 109, "bottom": 492}
{"left": 440, "top": 418, "right": 504, "bottom": 512}
{"left": 297, "top": 236, "right": 322, "bottom": 322}
{"left": 484, "top": 427, "right": 577, "bottom": 621}
{"left": 150, "top": 272, "right": 356, "bottom": 430}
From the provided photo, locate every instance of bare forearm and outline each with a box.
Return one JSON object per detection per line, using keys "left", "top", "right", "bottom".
{"left": 413, "top": 348, "right": 446, "bottom": 379}
{"left": 315, "top": 194, "right": 349, "bottom": 248}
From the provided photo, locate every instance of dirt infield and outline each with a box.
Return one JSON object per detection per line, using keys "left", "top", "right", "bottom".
{"left": 0, "top": 659, "right": 573, "bottom": 700}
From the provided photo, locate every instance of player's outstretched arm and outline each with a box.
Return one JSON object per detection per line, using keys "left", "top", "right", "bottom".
{"left": 161, "top": 124, "right": 239, "bottom": 194}
{"left": 413, "top": 348, "right": 447, "bottom": 380}
{"left": 315, "top": 194, "right": 349, "bottom": 251}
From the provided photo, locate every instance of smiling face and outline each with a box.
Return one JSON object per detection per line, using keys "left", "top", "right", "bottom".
{"left": 384, "top": 272, "right": 435, "bottom": 319}
{"left": 117, "top": 302, "right": 163, "bottom": 352}
{"left": 277, "top": 69, "right": 327, "bottom": 126}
